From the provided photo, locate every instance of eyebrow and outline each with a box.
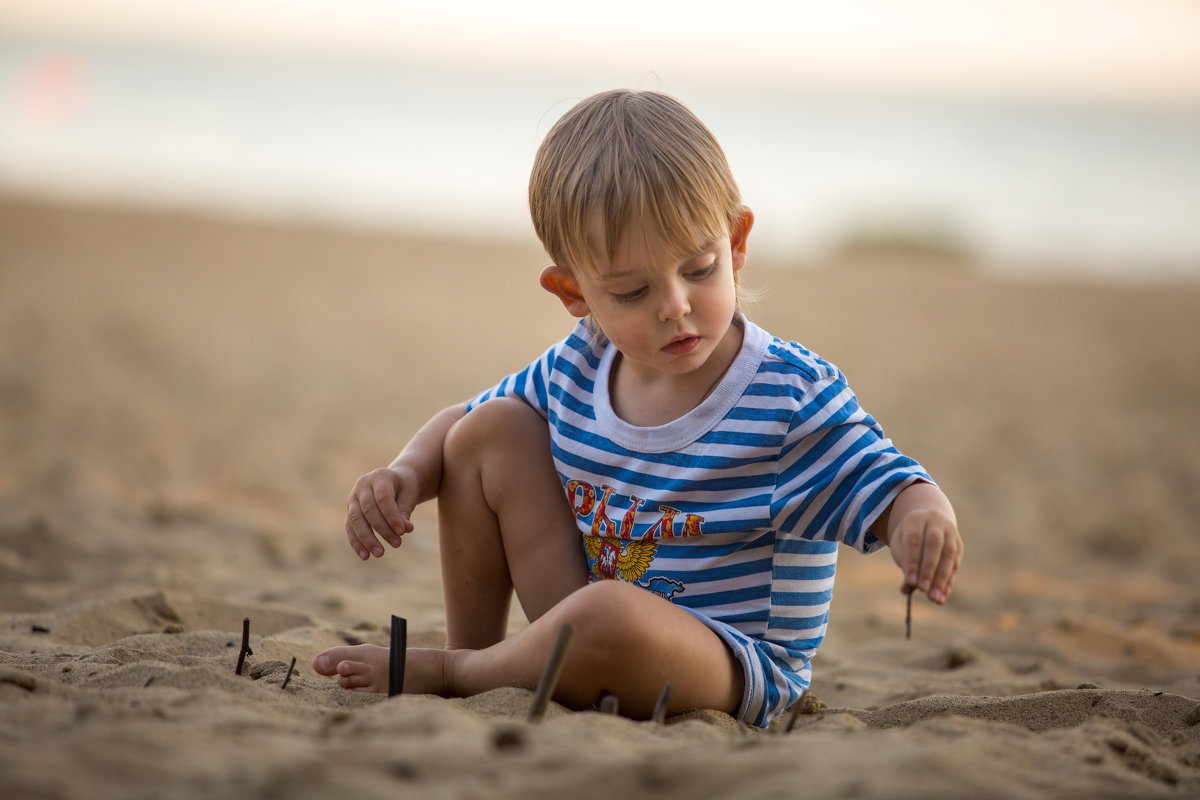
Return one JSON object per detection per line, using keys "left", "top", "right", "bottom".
{"left": 597, "top": 239, "right": 718, "bottom": 280}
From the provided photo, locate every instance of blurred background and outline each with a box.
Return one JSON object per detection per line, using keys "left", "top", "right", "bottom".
{"left": 2, "top": 6, "right": 1200, "bottom": 764}
{"left": 2, "top": 0, "right": 1199, "bottom": 280}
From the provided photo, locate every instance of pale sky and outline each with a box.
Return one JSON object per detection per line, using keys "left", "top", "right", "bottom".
{"left": 3, "top": 0, "right": 1200, "bottom": 106}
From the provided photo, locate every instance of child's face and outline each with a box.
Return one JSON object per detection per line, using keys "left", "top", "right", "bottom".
{"left": 551, "top": 211, "right": 751, "bottom": 380}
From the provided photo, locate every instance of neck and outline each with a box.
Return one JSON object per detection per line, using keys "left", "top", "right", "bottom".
{"left": 610, "top": 319, "right": 743, "bottom": 427}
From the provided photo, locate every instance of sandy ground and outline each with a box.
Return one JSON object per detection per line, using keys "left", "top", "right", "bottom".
{"left": 1, "top": 196, "right": 1199, "bottom": 799}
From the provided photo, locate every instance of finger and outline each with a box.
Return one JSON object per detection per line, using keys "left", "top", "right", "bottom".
{"left": 358, "top": 490, "right": 402, "bottom": 550}
{"left": 371, "top": 483, "right": 413, "bottom": 543}
{"left": 929, "top": 534, "right": 962, "bottom": 604}
{"left": 345, "top": 498, "right": 383, "bottom": 559}
{"left": 941, "top": 532, "right": 964, "bottom": 599}
{"left": 944, "top": 539, "right": 965, "bottom": 600}
{"left": 917, "top": 523, "right": 945, "bottom": 594}
{"left": 899, "top": 522, "right": 923, "bottom": 589}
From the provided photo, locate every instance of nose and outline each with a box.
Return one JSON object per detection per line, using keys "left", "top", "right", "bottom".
{"left": 658, "top": 280, "right": 691, "bottom": 322}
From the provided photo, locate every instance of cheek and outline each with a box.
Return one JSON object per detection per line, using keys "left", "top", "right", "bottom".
{"left": 593, "top": 306, "right": 648, "bottom": 347}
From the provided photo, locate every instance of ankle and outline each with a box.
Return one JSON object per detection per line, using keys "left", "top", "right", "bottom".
{"left": 441, "top": 647, "right": 466, "bottom": 698}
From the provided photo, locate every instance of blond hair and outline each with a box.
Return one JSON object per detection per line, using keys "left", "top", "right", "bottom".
{"left": 529, "top": 89, "right": 744, "bottom": 275}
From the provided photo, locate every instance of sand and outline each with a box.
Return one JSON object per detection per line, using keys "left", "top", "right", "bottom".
{"left": 1, "top": 196, "right": 1198, "bottom": 799}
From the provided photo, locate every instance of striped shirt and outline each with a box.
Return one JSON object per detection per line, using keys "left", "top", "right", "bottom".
{"left": 467, "top": 313, "right": 930, "bottom": 725}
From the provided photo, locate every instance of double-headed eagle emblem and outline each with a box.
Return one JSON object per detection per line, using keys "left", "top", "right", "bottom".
{"left": 584, "top": 536, "right": 657, "bottom": 582}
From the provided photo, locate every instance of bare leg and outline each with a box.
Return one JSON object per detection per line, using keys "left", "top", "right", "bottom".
{"left": 313, "top": 400, "right": 742, "bottom": 717}
{"left": 315, "top": 398, "right": 586, "bottom": 686}
{"left": 447, "top": 580, "right": 743, "bottom": 719}
{"left": 436, "top": 397, "right": 588, "bottom": 647}
{"left": 314, "top": 581, "right": 743, "bottom": 719}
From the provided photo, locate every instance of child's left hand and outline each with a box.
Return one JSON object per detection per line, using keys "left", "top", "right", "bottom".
{"left": 877, "top": 483, "right": 963, "bottom": 605}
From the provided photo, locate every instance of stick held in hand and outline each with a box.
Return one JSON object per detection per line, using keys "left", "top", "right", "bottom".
{"left": 906, "top": 586, "right": 913, "bottom": 640}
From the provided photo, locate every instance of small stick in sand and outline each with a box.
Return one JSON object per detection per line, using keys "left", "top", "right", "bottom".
{"left": 527, "top": 623, "right": 575, "bottom": 722}
{"left": 906, "top": 586, "right": 914, "bottom": 640}
{"left": 388, "top": 615, "right": 407, "bottom": 698}
{"left": 784, "top": 692, "right": 806, "bottom": 733}
{"left": 280, "top": 657, "right": 297, "bottom": 690}
{"left": 651, "top": 682, "right": 672, "bottom": 725}
{"left": 235, "top": 617, "right": 252, "bottom": 676}
{"left": 598, "top": 692, "right": 619, "bottom": 715}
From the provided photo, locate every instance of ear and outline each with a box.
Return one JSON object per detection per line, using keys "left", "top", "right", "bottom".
{"left": 730, "top": 206, "right": 755, "bottom": 273}
{"left": 539, "top": 265, "right": 591, "bottom": 317}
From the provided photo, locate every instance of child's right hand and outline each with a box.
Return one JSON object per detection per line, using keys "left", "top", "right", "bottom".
{"left": 344, "top": 465, "right": 420, "bottom": 560}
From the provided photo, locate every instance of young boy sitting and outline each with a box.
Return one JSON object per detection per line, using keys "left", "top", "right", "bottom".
{"left": 313, "top": 89, "right": 963, "bottom": 728}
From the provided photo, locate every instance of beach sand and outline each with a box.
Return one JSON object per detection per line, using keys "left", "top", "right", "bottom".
{"left": 1, "top": 196, "right": 1198, "bottom": 799}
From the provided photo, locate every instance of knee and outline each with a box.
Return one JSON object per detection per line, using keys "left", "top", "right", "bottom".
{"left": 557, "top": 581, "right": 659, "bottom": 660}
{"left": 443, "top": 397, "right": 548, "bottom": 466}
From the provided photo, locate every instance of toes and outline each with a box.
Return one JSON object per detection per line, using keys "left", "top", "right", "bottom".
{"left": 336, "top": 659, "right": 366, "bottom": 677}
{"left": 312, "top": 653, "right": 336, "bottom": 676}
{"left": 313, "top": 643, "right": 390, "bottom": 692}
{"left": 312, "top": 645, "right": 368, "bottom": 676}
{"left": 336, "top": 664, "right": 374, "bottom": 690}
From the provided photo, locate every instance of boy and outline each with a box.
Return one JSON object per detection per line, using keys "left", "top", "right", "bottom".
{"left": 314, "top": 89, "right": 962, "bottom": 727}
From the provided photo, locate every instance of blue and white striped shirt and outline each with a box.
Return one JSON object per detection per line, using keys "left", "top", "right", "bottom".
{"left": 467, "top": 314, "right": 930, "bottom": 725}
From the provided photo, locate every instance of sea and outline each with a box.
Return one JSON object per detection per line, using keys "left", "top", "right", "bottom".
{"left": 3, "top": 38, "right": 1199, "bottom": 281}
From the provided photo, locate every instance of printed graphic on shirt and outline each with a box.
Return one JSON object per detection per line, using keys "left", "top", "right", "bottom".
{"left": 582, "top": 536, "right": 686, "bottom": 600}
{"left": 571, "top": 479, "right": 700, "bottom": 602}
{"left": 565, "top": 479, "right": 705, "bottom": 540}
{"left": 584, "top": 535, "right": 656, "bottom": 581}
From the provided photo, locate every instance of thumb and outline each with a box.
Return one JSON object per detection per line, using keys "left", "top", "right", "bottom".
{"left": 393, "top": 481, "right": 419, "bottom": 533}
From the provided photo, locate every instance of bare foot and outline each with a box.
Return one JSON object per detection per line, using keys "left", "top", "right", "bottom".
{"left": 312, "top": 644, "right": 455, "bottom": 695}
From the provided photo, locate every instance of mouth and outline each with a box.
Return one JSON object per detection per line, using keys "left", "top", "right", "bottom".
{"left": 662, "top": 335, "right": 701, "bottom": 356}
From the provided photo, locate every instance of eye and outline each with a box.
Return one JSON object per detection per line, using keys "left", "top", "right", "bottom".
{"left": 686, "top": 262, "right": 718, "bottom": 280}
{"left": 612, "top": 286, "right": 648, "bottom": 303}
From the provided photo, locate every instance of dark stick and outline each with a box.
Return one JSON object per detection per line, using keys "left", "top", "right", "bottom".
{"left": 527, "top": 623, "right": 576, "bottom": 722}
{"left": 389, "top": 615, "right": 407, "bottom": 698}
{"left": 905, "top": 586, "right": 914, "bottom": 640}
{"left": 280, "top": 657, "right": 297, "bottom": 690}
{"left": 784, "top": 692, "right": 806, "bottom": 733}
{"left": 235, "top": 617, "right": 252, "bottom": 676}
{"left": 906, "top": 552, "right": 926, "bottom": 641}
{"left": 651, "top": 681, "right": 673, "bottom": 725}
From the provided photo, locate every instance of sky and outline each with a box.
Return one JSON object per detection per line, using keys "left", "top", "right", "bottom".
{"left": 3, "top": 0, "right": 1200, "bottom": 107}
{"left": 3, "top": 0, "right": 1199, "bottom": 274}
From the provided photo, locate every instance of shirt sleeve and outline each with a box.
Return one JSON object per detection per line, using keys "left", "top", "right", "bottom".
{"left": 465, "top": 339, "right": 561, "bottom": 418}
{"left": 769, "top": 373, "right": 931, "bottom": 554}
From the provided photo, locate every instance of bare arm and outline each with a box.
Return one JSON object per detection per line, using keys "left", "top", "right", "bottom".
{"left": 344, "top": 402, "right": 467, "bottom": 560}
{"left": 871, "top": 481, "right": 963, "bottom": 605}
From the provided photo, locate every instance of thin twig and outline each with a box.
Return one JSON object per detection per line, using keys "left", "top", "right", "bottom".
{"left": 235, "top": 617, "right": 252, "bottom": 676}
{"left": 527, "top": 623, "right": 576, "bottom": 722}
{"left": 907, "top": 551, "right": 926, "bottom": 641}
{"left": 651, "top": 682, "right": 672, "bottom": 725}
{"left": 905, "top": 587, "right": 913, "bottom": 640}
{"left": 784, "top": 691, "right": 806, "bottom": 733}
{"left": 388, "top": 615, "right": 407, "bottom": 698}
{"left": 280, "top": 657, "right": 297, "bottom": 690}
